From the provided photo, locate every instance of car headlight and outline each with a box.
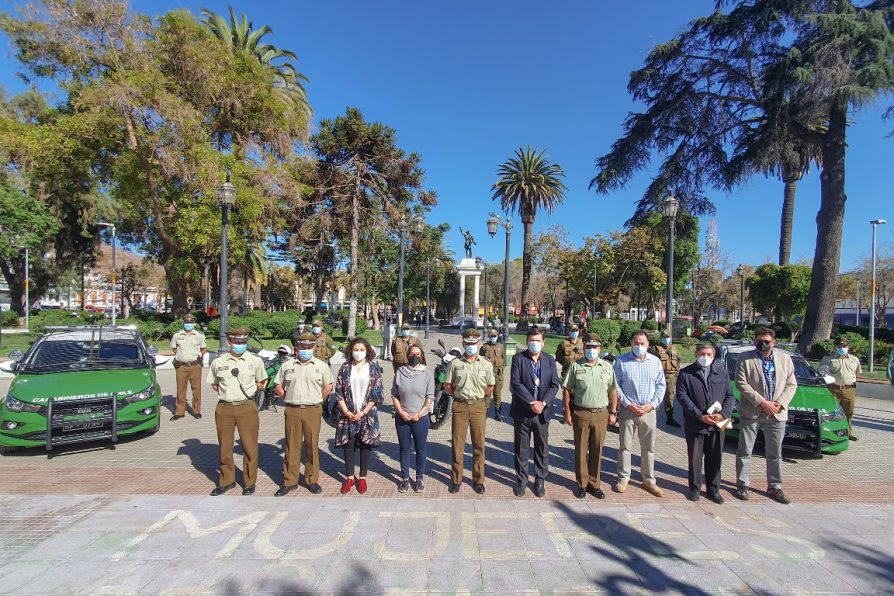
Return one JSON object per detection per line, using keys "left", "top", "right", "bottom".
{"left": 4, "top": 393, "right": 45, "bottom": 414}
{"left": 121, "top": 386, "right": 155, "bottom": 406}
{"left": 821, "top": 405, "right": 847, "bottom": 423}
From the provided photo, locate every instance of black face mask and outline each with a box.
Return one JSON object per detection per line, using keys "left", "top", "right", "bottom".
{"left": 408, "top": 355, "right": 422, "bottom": 366}
{"left": 756, "top": 340, "right": 772, "bottom": 353}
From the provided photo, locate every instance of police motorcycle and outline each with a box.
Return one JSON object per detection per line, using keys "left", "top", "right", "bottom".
{"left": 244, "top": 337, "right": 290, "bottom": 412}
{"left": 430, "top": 339, "right": 463, "bottom": 430}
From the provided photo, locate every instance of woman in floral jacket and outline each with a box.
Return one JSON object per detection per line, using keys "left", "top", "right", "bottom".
{"left": 335, "top": 337, "right": 384, "bottom": 494}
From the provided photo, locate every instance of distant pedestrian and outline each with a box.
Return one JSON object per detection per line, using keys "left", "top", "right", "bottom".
{"left": 819, "top": 336, "right": 861, "bottom": 440}
{"left": 734, "top": 327, "right": 797, "bottom": 504}
{"left": 613, "top": 330, "right": 666, "bottom": 497}
{"left": 391, "top": 344, "right": 434, "bottom": 493}
{"left": 676, "top": 343, "right": 734, "bottom": 504}
{"left": 334, "top": 337, "right": 384, "bottom": 495}
{"left": 649, "top": 331, "right": 681, "bottom": 427}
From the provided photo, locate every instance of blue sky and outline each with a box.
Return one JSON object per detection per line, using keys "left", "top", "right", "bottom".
{"left": 2, "top": 0, "right": 892, "bottom": 272}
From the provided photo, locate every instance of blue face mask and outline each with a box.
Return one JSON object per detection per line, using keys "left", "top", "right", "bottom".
{"left": 835, "top": 346, "right": 848, "bottom": 356}
{"left": 528, "top": 341, "right": 542, "bottom": 354}
{"left": 312, "top": 326, "right": 321, "bottom": 335}
{"left": 183, "top": 323, "right": 195, "bottom": 332}
{"left": 488, "top": 337, "right": 497, "bottom": 344}
{"left": 631, "top": 345, "right": 648, "bottom": 357}
{"left": 298, "top": 349, "right": 314, "bottom": 361}
{"left": 401, "top": 330, "right": 409, "bottom": 337}
{"left": 464, "top": 344, "right": 478, "bottom": 356}
{"left": 585, "top": 348, "right": 599, "bottom": 361}
{"left": 231, "top": 343, "right": 247, "bottom": 355}
{"left": 662, "top": 337, "right": 671, "bottom": 346}
{"left": 569, "top": 332, "right": 578, "bottom": 340}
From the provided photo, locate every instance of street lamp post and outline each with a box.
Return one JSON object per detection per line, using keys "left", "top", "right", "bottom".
{"left": 487, "top": 213, "right": 512, "bottom": 343}
{"left": 663, "top": 194, "right": 679, "bottom": 337}
{"left": 396, "top": 215, "right": 424, "bottom": 330}
{"left": 98, "top": 222, "right": 117, "bottom": 326}
{"left": 217, "top": 173, "right": 237, "bottom": 351}
{"left": 736, "top": 265, "right": 745, "bottom": 327}
{"left": 476, "top": 257, "right": 488, "bottom": 335}
{"left": 425, "top": 262, "right": 431, "bottom": 340}
{"left": 869, "top": 218, "right": 887, "bottom": 372}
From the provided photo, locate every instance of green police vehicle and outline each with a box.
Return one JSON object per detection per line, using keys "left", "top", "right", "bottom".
{"left": 0, "top": 326, "right": 167, "bottom": 453}
{"left": 719, "top": 342, "right": 849, "bottom": 455}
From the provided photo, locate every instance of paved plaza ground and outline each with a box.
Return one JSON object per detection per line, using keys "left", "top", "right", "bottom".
{"left": 0, "top": 330, "right": 893, "bottom": 594}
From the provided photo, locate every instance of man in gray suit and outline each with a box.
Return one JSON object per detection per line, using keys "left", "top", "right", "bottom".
{"left": 734, "top": 327, "right": 797, "bottom": 504}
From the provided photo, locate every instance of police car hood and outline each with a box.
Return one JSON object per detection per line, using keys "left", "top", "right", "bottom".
{"left": 11, "top": 369, "right": 154, "bottom": 405}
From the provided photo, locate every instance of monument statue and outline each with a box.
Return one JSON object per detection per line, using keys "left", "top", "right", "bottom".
{"left": 460, "top": 227, "right": 476, "bottom": 259}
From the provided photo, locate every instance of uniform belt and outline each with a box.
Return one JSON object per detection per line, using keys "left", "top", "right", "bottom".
{"left": 830, "top": 383, "right": 856, "bottom": 389}
{"left": 284, "top": 402, "right": 322, "bottom": 409}
{"left": 453, "top": 398, "right": 482, "bottom": 405}
{"left": 177, "top": 360, "right": 201, "bottom": 367}
{"left": 575, "top": 406, "right": 607, "bottom": 413}
{"left": 218, "top": 399, "right": 250, "bottom": 406}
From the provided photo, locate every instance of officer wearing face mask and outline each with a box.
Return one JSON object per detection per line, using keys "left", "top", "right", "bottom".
{"left": 444, "top": 328, "right": 495, "bottom": 494}
{"left": 479, "top": 329, "right": 506, "bottom": 420}
{"left": 170, "top": 313, "right": 207, "bottom": 420}
{"left": 391, "top": 322, "right": 419, "bottom": 372}
{"left": 555, "top": 323, "right": 584, "bottom": 372}
{"left": 819, "top": 337, "right": 861, "bottom": 441}
{"left": 734, "top": 327, "right": 797, "bottom": 504}
{"left": 676, "top": 343, "right": 735, "bottom": 504}
{"left": 649, "top": 331, "right": 681, "bottom": 427}
{"left": 273, "top": 332, "right": 334, "bottom": 496}
{"left": 310, "top": 318, "right": 335, "bottom": 364}
{"left": 289, "top": 319, "right": 307, "bottom": 346}
{"left": 206, "top": 328, "right": 268, "bottom": 496}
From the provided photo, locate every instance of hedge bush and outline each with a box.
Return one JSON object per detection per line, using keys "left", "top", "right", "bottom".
{"left": 587, "top": 319, "right": 621, "bottom": 347}
{"left": 28, "top": 309, "right": 83, "bottom": 333}
{"left": 0, "top": 311, "right": 19, "bottom": 328}
{"left": 617, "top": 320, "right": 642, "bottom": 345}
{"left": 641, "top": 319, "right": 659, "bottom": 331}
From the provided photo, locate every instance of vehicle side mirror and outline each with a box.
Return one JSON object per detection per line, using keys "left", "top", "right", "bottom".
{"left": 9, "top": 350, "right": 24, "bottom": 362}
{"left": 147, "top": 346, "right": 158, "bottom": 357}
{"left": 823, "top": 374, "right": 836, "bottom": 385}
{"left": 154, "top": 355, "right": 171, "bottom": 366}
{"left": 0, "top": 360, "right": 17, "bottom": 372}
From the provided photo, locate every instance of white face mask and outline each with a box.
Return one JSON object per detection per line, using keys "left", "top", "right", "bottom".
{"left": 352, "top": 350, "right": 366, "bottom": 362}
{"left": 697, "top": 355, "right": 713, "bottom": 368}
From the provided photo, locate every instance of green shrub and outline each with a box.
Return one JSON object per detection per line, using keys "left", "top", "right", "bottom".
{"left": 587, "top": 319, "right": 621, "bottom": 347}
{"left": 0, "top": 311, "right": 20, "bottom": 328}
{"left": 137, "top": 320, "right": 168, "bottom": 341}
{"left": 343, "top": 316, "right": 368, "bottom": 337}
{"left": 807, "top": 339, "right": 835, "bottom": 360}
{"left": 712, "top": 320, "right": 732, "bottom": 328}
{"left": 617, "top": 320, "right": 642, "bottom": 345}
{"left": 28, "top": 309, "right": 83, "bottom": 333}
{"left": 641, "top": 319, "right": 658, "bottom": 331}
{"left": 679, "top": 336, "right": 697, "bottom": 348}
{"left": 873, "top": 340, "right": 893, "bottom": 364}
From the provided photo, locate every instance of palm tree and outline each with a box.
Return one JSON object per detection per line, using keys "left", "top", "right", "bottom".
{"left": 241, "top": 242, "right": 269, "bottom": 314}
{"left": 491, "top": 147, "right": 567, "bottom": 329}
{"left": 201, "top": 6, "right": 309, "bottom": 115}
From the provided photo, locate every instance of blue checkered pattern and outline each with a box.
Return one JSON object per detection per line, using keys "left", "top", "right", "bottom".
{"left": 613, "top": 351, "right": 666, "bottom": 409}
{"left": 761, "top": 352, "right": 776, "bottom": 399}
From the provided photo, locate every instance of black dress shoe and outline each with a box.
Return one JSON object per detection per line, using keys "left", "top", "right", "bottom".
{"left": 533, "top": 480, "right": 545, "bottom": 498}
{"left": 193, "top": 413, "right": 202, "bottom": 419}
{"left": 274, "top": 485, "right": 295, "bottom": 497}
{"left": 170, "top": 414, "right": 184, "bottom": 421}
{"left": 686, "top": 488, "right": 700, "bottom": 502}
{"left": 210, "top": 482, "right": 236, "bottom": 496}
{"left": 849, "top": 435, "right": 858, "bottom": 441}
{"left": 448, "top": 482, "right": 461, "bottom": 494}
{"left": 495, "top": 411, "right": 503, "bottom": 422}
{"left": 706, "top": 490, "right": 725, "bottom": 505}
{"left": 307, "top": 483, "right": 322, "bottom": 494}
{"left": 734, "top": 485, "right": 749, "bottom": 501}
{"left": 514, "top": 483, "right": 526, "bottom": 497}
{"left": 242, "top": 485, "right": 255, "bottom": 496}
{"left": 591, "top": 487, "right": 606, "bottom": 499}
{"left": 473, "top": 482, "right": 486, "bottom": 495}
{"left": 767, "top": 488, "right": 791, "bottom": 504}
{"left": 574, "top": 486, "right": 586, "bottom": 499}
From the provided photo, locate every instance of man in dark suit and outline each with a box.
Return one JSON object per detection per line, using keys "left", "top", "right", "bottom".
{"left": 510, "top": 327, "right": 561, "bottom": 497}
{"left": 676, "top": 343, "right": 735, "bottom": 504}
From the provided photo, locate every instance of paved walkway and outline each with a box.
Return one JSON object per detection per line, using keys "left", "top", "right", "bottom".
{"left": 1, "top": 331, "right": 893, "bottom": 594}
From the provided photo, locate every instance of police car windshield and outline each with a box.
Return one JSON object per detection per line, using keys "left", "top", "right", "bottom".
{"left": 23, "top": 330, "right": 145, "bottom": 372}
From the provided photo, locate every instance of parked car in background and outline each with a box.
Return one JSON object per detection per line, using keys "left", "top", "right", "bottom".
{"left": 718, "top": 341, "right": 849, "bottom": 455}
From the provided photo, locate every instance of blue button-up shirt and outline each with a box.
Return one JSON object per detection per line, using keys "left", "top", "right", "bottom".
{"left": 761, "top": 352, "right": 776, "bottom": 399}
{"left": 613, "top": 351, "right": 666, "bottom": 409}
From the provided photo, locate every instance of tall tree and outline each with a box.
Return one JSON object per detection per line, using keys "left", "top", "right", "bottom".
{"left": 491, "top": 146, "right": 567, "bottom": 329}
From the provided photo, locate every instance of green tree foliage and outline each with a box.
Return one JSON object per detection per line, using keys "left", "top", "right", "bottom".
{"left": 492, "top": 147, "right": 567, "bottom": 326}
{"left": 747, "top": 263, "right": 812, "bottom": 323}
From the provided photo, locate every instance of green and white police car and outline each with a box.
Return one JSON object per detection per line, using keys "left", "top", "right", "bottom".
{"left": 0, "top": 326, "right": 167, "bottom": 453}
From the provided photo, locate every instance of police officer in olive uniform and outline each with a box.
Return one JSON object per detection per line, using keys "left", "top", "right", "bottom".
{"left": 170, "top": 314, "right": 207, "bottom": 420}
{"left": 391, "top": 323, "right": 419, "bottom": 371}
{"left": 819, "top": 336, "right": 862, "bottom": 440}
{"left": 555, "top": 323, "right": 585, "bottom": 372}
{"left": 274, "top": 332, "right": 334, "bottom": 496}
{"left": 289, "top": 319, "right": 307, "bottom": 346}
{"left": 479, "top": 328, "right": 506, "bottom": 420}
{"left": 444, "top": 328, "right": 495, "bottom": 494}
{"left": 206, "top": 328, "right": 268, "bottom": 496}
{"left": 650, "top": 331, "right": 681, "bottom": 427}
{"left": 310, "top": 318, "right": 335, "bottom": 364}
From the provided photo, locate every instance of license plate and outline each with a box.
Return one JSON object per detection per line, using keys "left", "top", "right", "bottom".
{"left": 788, "top": 431, "right": 809, "bottom": 439}
{"left": 62, "top": 420, "right": 104, "bottom": 432}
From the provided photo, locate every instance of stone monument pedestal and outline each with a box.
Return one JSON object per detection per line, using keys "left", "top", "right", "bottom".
{"left": 453, "top": 257, "right": 483, "bottom": 327}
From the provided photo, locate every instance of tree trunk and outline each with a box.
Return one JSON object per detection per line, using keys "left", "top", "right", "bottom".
{"left": 799, "top": 98, "right": 847, "bottom": 353}
{"left": 0, "top": 260, "right": 25, "bottom": 317}
{"left": 370, "top": 294, "right": 380, "bottom": 330}
{"left": 347, "top": 183, "right": 360, "bottom": 338}
{"left": 779, "top": 170, "right": 800, "bottom": 266}
{"left": 242, "top": 274, "right": 248, "bottom": 316}
{"left": 165, "top": 264, "right": 190, "bottom": 315}
{"left": 518, "top": 217, "right": 534, "bottom": 330}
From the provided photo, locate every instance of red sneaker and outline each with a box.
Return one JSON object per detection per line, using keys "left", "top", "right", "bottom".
{"left": 357, "top": 478, "right": 368, "bottom": 494}
{"left": 340, "top": 478, "right": 354, "bottom": 494}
